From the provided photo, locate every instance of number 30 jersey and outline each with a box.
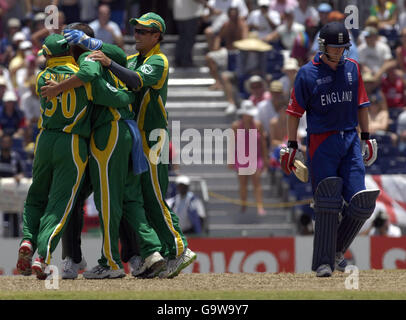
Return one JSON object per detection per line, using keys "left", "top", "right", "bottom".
{"left": 36, "top": 55, "right": 135, "bottom": 138}
{"left": 36, "top": 56, "right": 93, "bottom": 138}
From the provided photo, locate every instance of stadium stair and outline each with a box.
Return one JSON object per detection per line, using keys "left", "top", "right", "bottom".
{"left": 125, "top": 35, "right": 297, "bottom": 237}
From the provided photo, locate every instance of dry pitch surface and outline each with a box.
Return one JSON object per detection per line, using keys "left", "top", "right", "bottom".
{"left": 1, "top": 270, "right": 406, "bottom": 299}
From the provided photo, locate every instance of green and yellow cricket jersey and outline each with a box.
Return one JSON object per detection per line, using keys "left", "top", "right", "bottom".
{"left": 36, "top": 56, "right": 93, "bottom": 138}
{"left": 126, "top": 43, "right": 169, "bottom": 132}
{"left": 36, "top": 55, "right": 135, "bottom": 138}
{"left": 75, "top": 50, "right": 135, "bottom": 129}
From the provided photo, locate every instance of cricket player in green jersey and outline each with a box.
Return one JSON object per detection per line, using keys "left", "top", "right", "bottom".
{"left": 41, "top": 23, "right": 166, "bottom": 279}
{"left": 82, "top": 12, "right": 197, "bottom": 278}
{"left": 16, "top": 34, "right": 136, "bottom": 280}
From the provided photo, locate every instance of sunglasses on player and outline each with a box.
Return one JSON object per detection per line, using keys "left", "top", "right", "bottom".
{"left": 134, "top": 28, "right": 158, "bottom": 35}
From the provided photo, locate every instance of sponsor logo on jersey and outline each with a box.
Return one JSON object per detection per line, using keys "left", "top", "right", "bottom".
{"left": 320, "top": 90, "right": 353, "bottom": 106}
{"left": 347, "top": 72, "right": 353, "bottom": 85}
{"left": 140, "top": 64, "right": 153, "bottom": 74}
{"left": 316, "top": 76, "right": 333, "bottom": 85}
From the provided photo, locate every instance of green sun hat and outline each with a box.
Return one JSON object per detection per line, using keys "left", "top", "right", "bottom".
{"left": 129, "top": 12, "right": 166, "bottom": 34}
{"left": 38, "top": 33, "right": 70, "bottom": 56}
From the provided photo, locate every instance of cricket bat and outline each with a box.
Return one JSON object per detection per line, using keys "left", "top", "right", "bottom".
{"left": 292, "top": 159, "right": 308, "bottom": 183}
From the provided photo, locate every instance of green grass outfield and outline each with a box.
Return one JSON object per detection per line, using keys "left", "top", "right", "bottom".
{"left": 1, "top": 270, "right": 406, "bottom": 300}
{"left": 1, "top": 290, "right": 406, "bottom": 300}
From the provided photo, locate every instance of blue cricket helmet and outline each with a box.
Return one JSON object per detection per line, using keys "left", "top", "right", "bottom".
{"left": 318, "top": 21, "right": 351, "bottom": 52}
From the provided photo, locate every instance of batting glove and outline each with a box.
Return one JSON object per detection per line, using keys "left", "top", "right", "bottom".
{"left": 360, "top": 132, "right": 378, "bottom": 167}
{"left": 280, "top": 141, "right": 304, "bottom": 175}
{"left": 63, "top": 29, "right": 103, "bottom": 50}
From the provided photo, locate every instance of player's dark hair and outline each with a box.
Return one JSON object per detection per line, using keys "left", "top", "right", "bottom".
{"left": 66, "top": 23, "right": 95, "bottom": 61}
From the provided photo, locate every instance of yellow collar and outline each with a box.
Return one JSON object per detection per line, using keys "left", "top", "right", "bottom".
{"left": 143, "top": 43, "right": 161, "bottom": 59}
{"left": 46, "top": 56, "right": 78, "bottom": 69}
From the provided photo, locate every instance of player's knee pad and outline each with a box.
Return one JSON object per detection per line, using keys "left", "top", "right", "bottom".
{"left": 346, "top": 189, "right": 380, "bottom": 221}
{"left": 311, "top": 177, "right": 343, "bottom": 271}
{"left": 336, "top": 189, "right": 380, "bottom": 254}
{"left": 314, "top": 177, "right": 344, "bottom": 214}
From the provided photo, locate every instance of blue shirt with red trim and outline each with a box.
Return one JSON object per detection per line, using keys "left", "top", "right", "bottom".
{"left": 287, "top": 53, "right": 370, "bottom": 134}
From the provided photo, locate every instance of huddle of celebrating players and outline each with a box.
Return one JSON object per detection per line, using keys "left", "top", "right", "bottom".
{"left": 16, "top": 13, "right": 196, "bottom": 280}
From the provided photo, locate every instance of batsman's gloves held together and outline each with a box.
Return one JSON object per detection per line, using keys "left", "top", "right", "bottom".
{"left": 360, "top": 132, "right": 378, "bottom": 167}
{"left": 280, "top": 140, "right": 305, "bottom": 175}
{"left": 63, "top": 29, "right": 103, "bottom": 50}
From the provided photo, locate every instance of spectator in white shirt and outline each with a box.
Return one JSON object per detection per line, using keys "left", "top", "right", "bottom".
{"left": 89, "top": 4, "right": 124, "bottom": 48}
{"left": 247, "top": 0, "right": 281, "bottom": 40}
{"left": 256, "top": 80, "right": 282, "bottom": 137}
{"left": 358, "top": 26, "right": 393, "bottom": 74}
{"left": 264, "top": 8, "right": 305, "bottom": 50}
{"left": 20, "top": 76, "right": 40, "bottom": 127}
{"left": 368, "top": 211, "right": 402, "bottom": 237}
{"left": 166, "top": 175, "right": 207, "bottom": 235}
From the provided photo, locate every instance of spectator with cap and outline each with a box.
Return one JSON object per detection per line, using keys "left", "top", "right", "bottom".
{"left": 246, "top": 74, "right": 270, "bottom": 106}
{"left": 0, "top": 91, "right": 26, "bottom": 139}
{"left": 358, "top": 26, "right": 393, "bottom": 74}
{"left": 229, "top": 100, "right": 268, "bottom": 216}
{"left": 264, "top": 8, "right": 305, "bottom": 51}
{"left": 9, "top": 37, "right": 32, "bottom": 88}
{"left": 166, "top": 175, "right": 207, "bottom": 235}
{"left": 279, "top": 57, "right": 298, "bottom": 95}
{"left": 357, "top": 15, "right": 388, "bottom": 46}
{"left": 16, "top": 52, "right": 37, "bottom": 98}
{"left": 173, "top": 0, "right": 206, "bottom": 68}
{"left": 365, "top": 210, "right": 402, "bottom": 237}
{"left": 0, "top": 18, "right": 22, "bottom": 66}
{"left": 89, "top": 4, "right": 124, "bottom": 48}
{"left": 256, "top": 80, "right": 281, "bottom": 138}
{"left": 247, "top": 0, "right": 281, "bottom": 40}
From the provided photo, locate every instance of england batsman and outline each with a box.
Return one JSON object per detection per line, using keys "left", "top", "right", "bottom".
{"left": 280, "top": 22, "right": 380, "bottom": 277}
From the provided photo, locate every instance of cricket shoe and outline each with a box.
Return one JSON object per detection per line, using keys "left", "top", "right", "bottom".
{"left": 315, "top": 264, "right": 333, "bottom": 277}
{"left": 335, "top": 252, "right": 347, "bottom": 272}
{"left": 83, "top": 264, "right": 125, "bottom": 279}
{"left": 159, "top": 248, "right": 197, "bottom": 279}
{"left": 137, "top": 252, "right": 166, "bottom": 279}
{"left": 32, "top": 257, "right": 49, "bottom": 280}
{"left": 62, "top": 257, "right": 87, "bottom": 279}
{"left": 16, "top": 240, "right": 33, "bottom": 276}
{"left": 129, "top": 255, "right": 146, "bottom": 277}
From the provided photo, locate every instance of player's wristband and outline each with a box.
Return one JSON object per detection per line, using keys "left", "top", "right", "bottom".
{"left": 361, "top": 132, "right": 370, "bottom": 140}
{"left": 287, "top": 140, "right": 298, "bottom": 149}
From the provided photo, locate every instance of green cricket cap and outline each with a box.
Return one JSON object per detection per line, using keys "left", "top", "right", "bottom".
{"left": 38, "top": 33, "right": 70, "bottom": 56}
{"left": 129, "top": 12, "right": 166, "bottom": 34}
